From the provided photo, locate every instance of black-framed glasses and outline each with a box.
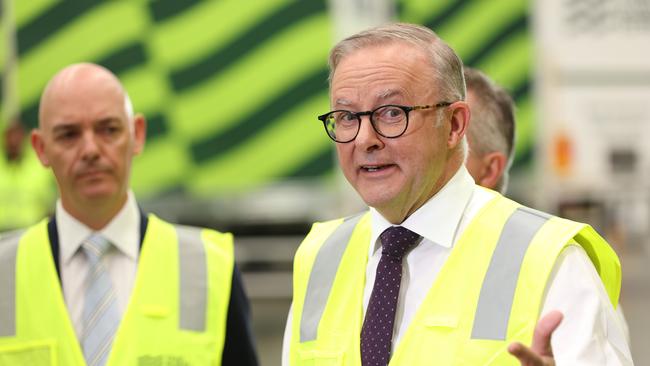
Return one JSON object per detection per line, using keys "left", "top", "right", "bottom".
{"left": 317, "top": 102, "right": 452, "bottom": 143}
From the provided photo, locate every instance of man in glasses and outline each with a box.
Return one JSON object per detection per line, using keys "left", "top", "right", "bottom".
{"left": 283, "top": 23, "right": 631, "bottom": 365}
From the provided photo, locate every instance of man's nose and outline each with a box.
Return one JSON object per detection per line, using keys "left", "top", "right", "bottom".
{"left": 354, "top": 115, "right": 384, "bottom": 151}
{"left": 80, "top": 131, "right": 100, "bottom": 160}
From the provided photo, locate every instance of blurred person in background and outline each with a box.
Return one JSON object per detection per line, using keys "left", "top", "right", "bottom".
{"left": 283, "top": 23, "right": 631, "bottom": 365}
{"left": 0, "top": 63, "right": 258, "bottom": 365}
{"left": 463, "top": 67, "right": 515, "bottom": 194}
{"left": 0, "top": 119, "right": 54, "bottom": 232}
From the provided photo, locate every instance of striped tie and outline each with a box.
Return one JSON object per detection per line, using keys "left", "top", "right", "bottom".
{"left": 81, "top": 234, "right": 120, "bottom": 366}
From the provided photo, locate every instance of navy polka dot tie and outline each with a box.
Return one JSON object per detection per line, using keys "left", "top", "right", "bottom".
{"left": 361, "top": 226, "right": 421, "bottom": 366}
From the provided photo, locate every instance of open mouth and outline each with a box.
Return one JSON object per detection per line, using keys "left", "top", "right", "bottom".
{"left": 361, "top": 164, "right": 394, "bottom": 172}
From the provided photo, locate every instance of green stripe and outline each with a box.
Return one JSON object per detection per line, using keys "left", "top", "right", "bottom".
{"left": 131, "top": 137, "right": 191, "bottom": 196}
{"left": 191, "top": 68, "right": 329, "bottom": 162}
{"left": 14, "top": 0, "right": 58, "bottom": 28}
{"left": 20, "top": 103, "right": 37, "bottom": 129}
{"left": 464, "top": 15, "right": 527, "bottom": 67}
{"left": 143, "top": 114, "right": 168, "bottom": 140}
{"left": 119, "top": 66, "right": 172, "bottom": 120}
{"left": 474, "top": 31, "right": 531, "bottom": 91}
{"left": 286, "top": 146, "right": 335, "bottom": 178}
{"left": 398, "top": 0, "right": 457, "bottom": 24}
{"left": 512, "top": 96, "right": 534, "bottom": 167}
{"left": 16, "top": 1, "right": 102, "bottom": 56}
{"left": 168, "top": 13, "right": 331, "bottom": 142}
{"left": 169, "top": 0, "right": 326, "bottom": 91}
{"left": 150, "top": 0, "right": 290, "bottom": 70}
{"left": 97, "top": 42, "right": 147, "bottom": 75}
{"left": 18, "top": 3, "right": 150, "bottom": 115}
{"left": 188, "top": 92, "right": 330, "bottom": 194}
{"left": 420, "top": 0, "right": 471, "bottom": 30}
{"left": 148, "top": 0, "right": 200, "bottom": 22}
{"left": 434, "top": 0, "right": 527, "bottom": 60}
{"left": 511, "top": 78, "right": 530, "bottom": 102}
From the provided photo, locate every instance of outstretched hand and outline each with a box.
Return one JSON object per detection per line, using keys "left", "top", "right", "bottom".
{"left": 508, "top": 310, "right": 563, "bottom": 366}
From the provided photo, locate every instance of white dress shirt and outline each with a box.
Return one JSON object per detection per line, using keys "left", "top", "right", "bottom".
{"left": 57, "top": 191, "right": 140, "bottom": 338}
{"left": 282, "top": 167, "right": 633, "bottom": 365}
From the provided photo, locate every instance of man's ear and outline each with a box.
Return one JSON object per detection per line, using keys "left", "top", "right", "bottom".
{"left": 447, "top": 101, "right": 470, "bottom": 149}
{"left": 132, "top": 114, "right": 147, "bottom": 155}
{"left": 476, "top": 151, "right": 507, "bottom": 191}
{"left": 31, "top": 129, "right": 50, "bottom": 167}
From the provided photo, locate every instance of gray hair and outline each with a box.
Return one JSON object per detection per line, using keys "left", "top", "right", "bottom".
{"left": 464, "top": 67, "right": 516, "bottom": 193}
{"left": 328, "top": 23, "right": 466, "bottom": 103}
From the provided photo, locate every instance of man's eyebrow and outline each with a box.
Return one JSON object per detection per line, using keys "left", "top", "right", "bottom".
{"left": 95, "top": 117, "right": 121, "bottom": 125}
{"left": 51, "top": 123, "right": 78, "bottom": 133}
{"left": 376, "top": 89, "right": 401, "bottom": 100}
{"left": 334, "top": 98, "right": 352, "bottom": 107}
{"left": 333, "top": 90, "right": 403, "bottom": 108}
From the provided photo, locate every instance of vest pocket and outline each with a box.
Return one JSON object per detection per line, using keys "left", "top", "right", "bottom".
{"left": 298, "top": 348, "right": 344, "bottom": 366}
{"left": 406, "top": 314, "right": 460, "bottom": 364}
{"left": 458, "top": 339, "right": 515, "bottom": 366}
{"left": 422, "top": 314, "right": 459, "bottom": 329}
{"left": 0, "top": 339, "right": 55, "bottom": 365}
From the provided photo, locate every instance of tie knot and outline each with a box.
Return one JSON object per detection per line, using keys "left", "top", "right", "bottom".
{"left": 82, "top": 234, "right": 111, "bottom": 263}
{"left": 379, "top": 226, "right": 420, "bottom": 260}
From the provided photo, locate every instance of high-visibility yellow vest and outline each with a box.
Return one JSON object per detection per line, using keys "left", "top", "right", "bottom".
{"left": 0, "top": 214, "right": 234, "bottom": 365}
{"left": 289, "top": 193, "right": 621, "bottom": 365}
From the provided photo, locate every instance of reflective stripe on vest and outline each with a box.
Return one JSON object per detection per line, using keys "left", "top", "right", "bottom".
{"left": 300, "top": 207, "right": 553, "bottom": 344}
{"left": 300, "top": 214, "right": 364, "bottom": 342}
{"left": 0, "top": 226, "right": 208, "bottom": 337}
{"left": 175, "top": 225, "right": 208, "bottom": 331}
{"left": 471, "top": 207, "right": 551, "bottom": 340}
{"left": 0, "top": 231, "right": 22, "bottom": 336}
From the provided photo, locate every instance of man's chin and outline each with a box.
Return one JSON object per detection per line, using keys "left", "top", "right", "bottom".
{"left": 77, "top": 185, "right": 118, "bottom": 202}
{"left": 359, "top": 189, "right": 398, "bottom": 211}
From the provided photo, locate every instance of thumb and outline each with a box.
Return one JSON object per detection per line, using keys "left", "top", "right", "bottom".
{"left": 531, "top": 310, "right": 563, "bottom": 357}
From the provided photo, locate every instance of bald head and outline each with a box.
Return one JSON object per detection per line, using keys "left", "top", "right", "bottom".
{"left": 39, "top": 63, "right": 134, "bottom": 129}
{"left": 31, "top": 62, "right": 146, "bottom": 229}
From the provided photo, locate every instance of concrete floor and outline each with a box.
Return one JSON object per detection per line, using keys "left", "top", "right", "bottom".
{"left": 252, "top": 298, "right": 291, "bottom": 366}
{"left": 250, "top": 245, "right": 650, "bottom": 365}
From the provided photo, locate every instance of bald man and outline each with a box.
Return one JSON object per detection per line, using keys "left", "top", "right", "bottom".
{"left": 0, "top": 63, "right": 258, "bottom": 365}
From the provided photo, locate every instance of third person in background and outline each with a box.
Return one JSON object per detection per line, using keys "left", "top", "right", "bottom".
{"left": 463, "top": 67, "right": 515, "bottom": 194}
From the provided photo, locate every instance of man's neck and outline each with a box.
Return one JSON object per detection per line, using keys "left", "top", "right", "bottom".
{"left": 61, "top": 195, "right": 128, "bottom": 230}
{"left": 377, "top": 159, "right": 463, "bottom": 225}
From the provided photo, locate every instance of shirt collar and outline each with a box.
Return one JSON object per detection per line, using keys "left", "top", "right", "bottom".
{"left": 57, "top": 191, "right": 140, "bottom": 264}
{"left": 369, "top": 166, "right": 475, "bottom": 255}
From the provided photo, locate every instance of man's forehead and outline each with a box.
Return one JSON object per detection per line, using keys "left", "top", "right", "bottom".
{"left": 42, "top": 65, "right": 123, "bottom": 106}
{"left": 334, "top": 89, "right": 405, "bottom": 105}
{"left": 41, "top": 73, "right": 125, "bottom": 121}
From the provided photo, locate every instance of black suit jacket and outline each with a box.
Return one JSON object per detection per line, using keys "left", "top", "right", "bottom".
{"left": 46, "top": 212, "right": 259, "bottom": 366}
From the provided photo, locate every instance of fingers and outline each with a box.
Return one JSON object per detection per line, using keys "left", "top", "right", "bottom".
{"left": 508, "top": 311, "right": 563, "bottom": 365}
{"left": 531, "top": 310, "right": 563, "bottom": 356}
{"left": 508, "top": 342, "right": 545, "bottom": 366}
